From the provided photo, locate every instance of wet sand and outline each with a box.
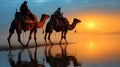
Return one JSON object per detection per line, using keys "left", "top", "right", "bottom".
{"left": 0, "top": 35, "right": 120, "bottom": 67}
{"left": 0, "top": 42, "right": 74, "bottom": 51}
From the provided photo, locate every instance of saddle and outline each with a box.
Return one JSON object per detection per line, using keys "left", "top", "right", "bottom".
{"left": 15, "top": 11, "right": 35, "bottom": 32}
{"left": 53, "top": 15, "right": 68, "bottom": 26}
{"left": 21, "top": 12, "right": 34, "bottom": 32}
{"left": 17, "top": 12, "right": 35, "bottom": 23}
{"left": 20, "top": 10, "right": 35, "bottom": 21}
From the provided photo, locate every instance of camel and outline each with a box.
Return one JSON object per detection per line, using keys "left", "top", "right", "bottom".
{"left": 44, "top": 15, "right": 81, "bottom": 45}
{"left": 7, "top": 11, "right": 50, "bottom": 48}
{"left": 45, "top": 45, "right": 81, "bottom": 67}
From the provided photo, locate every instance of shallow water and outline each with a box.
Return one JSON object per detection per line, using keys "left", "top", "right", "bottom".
{"left": 0, "top": 34, "right": 120, "bottom": 67}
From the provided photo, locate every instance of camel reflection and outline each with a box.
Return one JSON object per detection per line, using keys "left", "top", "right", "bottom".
{"left": 45, "top": 44, "right": 81, "bottom": 67}
{"left": 8, "top": 45, "right": 81, "bottom": 67}
{"left": 8, "top": 48, "right": 45, "bottom": 67}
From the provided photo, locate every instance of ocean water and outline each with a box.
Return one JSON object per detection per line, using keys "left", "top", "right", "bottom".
{"left": 0, "top": 33, "right": 120, "bottom": 67}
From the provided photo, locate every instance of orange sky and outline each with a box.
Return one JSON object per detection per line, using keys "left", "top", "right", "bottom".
{"left": 65, "top": 11, "right": 120, "bottom": 34}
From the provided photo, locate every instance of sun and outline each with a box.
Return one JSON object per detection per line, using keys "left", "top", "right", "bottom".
{"left": 87, "top": 21, "right": 95, "bottom": 29}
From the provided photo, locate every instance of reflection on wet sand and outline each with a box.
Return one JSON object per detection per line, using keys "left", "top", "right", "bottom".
{"left": 8, "top": 48, "right": 45, "bottom": 67}
{"left": 8, "top": 44, "right": 81, "bottom": 67}
{"left": 45, "top": 44, "right": 81, "bottom": 67}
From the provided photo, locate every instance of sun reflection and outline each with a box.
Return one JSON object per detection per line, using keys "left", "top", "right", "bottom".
{"left": 89, "top": 40, "right": 93, "bottom": 49}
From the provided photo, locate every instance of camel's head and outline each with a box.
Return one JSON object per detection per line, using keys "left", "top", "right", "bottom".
{"left": 40, "top": 14, "right": 50, "bottom": 22}
{"left": 74, "top": 18, "right": 81, "bottom": 23}
{"left": 42, "top": 14, "right": 50, "bottom": 19}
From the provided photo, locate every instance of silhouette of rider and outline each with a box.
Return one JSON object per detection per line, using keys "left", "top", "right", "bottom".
{"left": 54, "top": 7, "right": 68, "bottom": 25}
{"left": 20, "top": 1, "right": 34, "bottom": 21}
{"left": 54, "top": 7, "right": 63, "bottom": 18}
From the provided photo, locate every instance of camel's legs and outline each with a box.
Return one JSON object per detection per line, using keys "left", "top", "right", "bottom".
{"left": 59, "top": 31, "right": 68, "bottom": 44}
{"left": 8, "top": 50, "right": 16, "bottom": 66}
{"left": 44, "top": 33, "right": 48, "bottom": 45}
{"left": 27, "top": 48, "right": 34, "bottom": 61}
{"left": 34, "top": 47, "right": 38, "bottom": 61}
{"left": 59, "top": 31, "right": 64, "bottom": 44}
{"left": 34, "top": 29, "right": 38, "bottom": 47}
{"left": 7, "top": 29, "right": 15, "bottom": 48}
{"left": 26, "top": 29, "right": 34, "bottom": 47}
{"left": 8, "top": 33, "right": 13, "bottom": 48}
{"left": 45, "top": 45, "right": 47, "bottom": 57}
{"left": 48, "top": 45, "right": 53, "bottom": 56}
{"left": 7, "top": 21, "right": 15, "bottom": 48}
{"left": 18, "top": 49, "right": 24, "bottom": 62}
{"left": 63, "top": 31, "right": 68, "bottom": 44}
{"left": 16, "top": 29, "right": 25, "bottom": 47}
{"left": 48, "top": 33, "right": 53, "bottom": 45}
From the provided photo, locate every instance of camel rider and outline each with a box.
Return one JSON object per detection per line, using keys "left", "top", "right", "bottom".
{"left": 53, "top": 7, "right": 68, "bottom": 25}
{"left": 54, "top": 7, "right": 63, "bottom": 18}
{"left": 20, "top": 1, "right": 34, "bottom": 21}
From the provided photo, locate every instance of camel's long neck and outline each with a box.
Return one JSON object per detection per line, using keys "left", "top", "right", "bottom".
{"left": 68, "top": 21, "right": 77, "bottom": 30}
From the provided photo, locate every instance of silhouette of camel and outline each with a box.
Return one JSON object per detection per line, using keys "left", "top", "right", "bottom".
{"left": 44, "top": 15, "right": 81, "bottom": 45}
{"left": 8, "top": 47, "right": 45, "bottom": 67}
{"left": 45, "top": 44, "right": 81, "bottom": 67}
{"left": 7, "top": 11, "right": 50, "bottom": 48}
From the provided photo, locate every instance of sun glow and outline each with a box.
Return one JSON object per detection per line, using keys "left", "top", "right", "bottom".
{"left": 87, "top": 21, "right": 95, "bottom": 29}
